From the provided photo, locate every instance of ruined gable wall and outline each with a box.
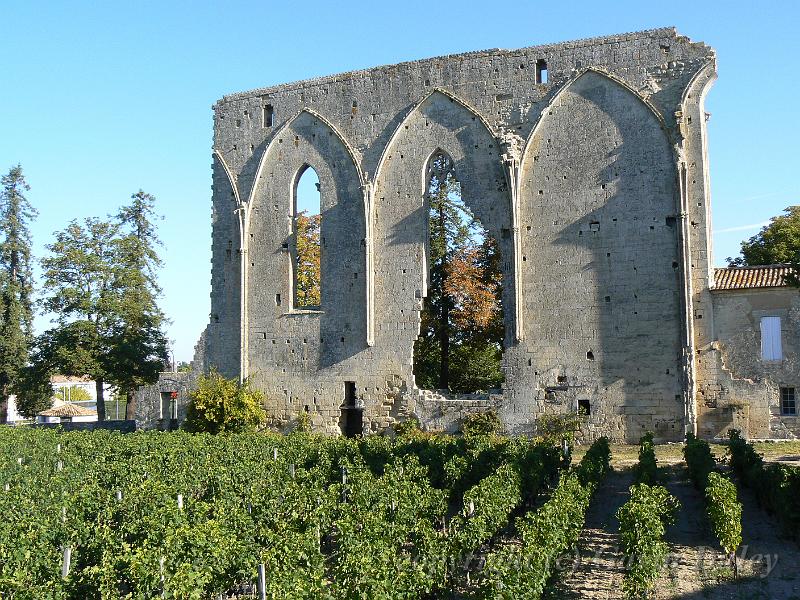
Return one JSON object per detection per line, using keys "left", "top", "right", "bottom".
{"left": 206, "top": 28, "right": 716, "bottom": 439}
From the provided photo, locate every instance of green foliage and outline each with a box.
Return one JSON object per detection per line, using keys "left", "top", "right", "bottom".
{"left": 12, "top": 362, "right": 53, "bottom": 417}
{"left": 683, "top": 434, "right": 741, "bottom": 563}
{"left": 36, "top": 191, "right": 168, "bottom": 421}
{"left": 294, "top": 211, "right": 321, "bottom": 308}
{"left": 727, "top": 205, "right": 800, "bottom": 285}
{"left": 448, "top": 462, "right": 521, "bottom": 567}
{"left": 534, "top": 411, "right": 584, "bottom": 446}
{"left": 460, "top": 409, "right": 503, "bottom": 438}
{"left": 53, "top": 385, "right": 93, "bottom": 403}
{"left": 293, "top": 410, "right": 311, "bottom": 433}
{"left": 728, "top": 429, "right": 800, "bottom": 542}
{"left": 183, "top": 371, "right": 267, "bottom": 434}
{"left": 479, "top": 437, "right": 611, "bottom": 599}
{"left": 391, "top": 416, "right": 420, "bottom": 436}
{"left": 0, "top": 165, "right": 37, "bottom": 423}
{"left": 683, "top": 433, "right": 717, "bottom": 490}
{"left": 705, "top": 472, "right": 742, "bottom": 557}
{"left": 108, "top": 191, "right": 169, "bottom": 418}
{"left": 0, "top": 427, "right": 570, "bottom": 598}
{"left": 617, "top": 483, "right": 680, "bottom": 599}
{"left": 634, "top": 432, "right": 658, "bottom": 485}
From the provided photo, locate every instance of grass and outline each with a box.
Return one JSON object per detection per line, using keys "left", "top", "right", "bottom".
{"left": 571, "top": 440, "right": 800, "bottom": 469}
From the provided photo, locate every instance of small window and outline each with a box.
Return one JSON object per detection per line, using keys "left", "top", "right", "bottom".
{"left": 535, "top": 59, "right": 548, "bottom": 84}
{"left": 344, "top": 381, "right": 357, "bottom": 407}
{"left": 781, "top": 387, "right": 797, "bottom": 416}
{"left": 578, "top": 399, "right": 591, "bottom": 415}
{"left": 760, "top": 316, "right": 783, "bottom": 361}
{"left": 263, "top": 104, "right": 274, "bottom": 127}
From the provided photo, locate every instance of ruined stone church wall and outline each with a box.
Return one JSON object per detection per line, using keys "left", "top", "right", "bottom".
{"left": 206, "top": 28, "right": 717, "bottom": 440}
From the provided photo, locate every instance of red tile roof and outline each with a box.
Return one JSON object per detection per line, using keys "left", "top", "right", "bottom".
{"left": 713, "top": 264, "right": 795, "bottom": 290}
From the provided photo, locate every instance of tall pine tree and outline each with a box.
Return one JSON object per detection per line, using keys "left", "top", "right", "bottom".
{"left": 0, "top": 165, "right": 37, "bottom": 423}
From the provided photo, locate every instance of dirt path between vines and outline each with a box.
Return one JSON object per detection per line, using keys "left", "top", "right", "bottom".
{"left": 544, "top": 468, "right": 634, "bottom": 600}
{"left": 653, "top": 464, "right": 800, "bottom": 600}
{"left": 546, "top": 458, "right": 800, "bottom": 600}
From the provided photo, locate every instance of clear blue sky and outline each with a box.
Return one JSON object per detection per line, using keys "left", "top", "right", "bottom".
{"left": 2, "top": 0, "right": 798, "bottom": 361}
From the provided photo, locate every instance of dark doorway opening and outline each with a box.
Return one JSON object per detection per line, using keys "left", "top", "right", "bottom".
{"left": 340, "top": 381, "right": 363, "bottom": 437}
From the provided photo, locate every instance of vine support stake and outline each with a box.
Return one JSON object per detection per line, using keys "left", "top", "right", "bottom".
{"left": 159, "top": 556, "right": 165, "bottom": 597}
{"left": 273, "top": 447, "right": 278, "bottom": 460}
{"left": 61, "top": 546, "right": 71, "bottom": 578}
{"left": 257, "top": 563, "right": 266, "bottom": 600}
{"left": 289, "top": 463, "right": 295, "bottom": 478}
{"left": 177, "top": 494, "right": 184, "bottom": 510}
{"left": 115, "top": 490, "right": 123, "bottom": 502}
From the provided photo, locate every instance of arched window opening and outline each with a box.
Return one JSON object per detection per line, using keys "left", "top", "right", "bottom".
{"left": 413, "top": 151, "right": 505, "bottom": 394}
{"left": 293, "top": 166, "right": 321, "bottom": 309}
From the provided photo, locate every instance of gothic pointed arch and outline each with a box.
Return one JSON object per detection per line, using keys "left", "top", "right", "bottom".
{"left": 518, "top": 67, "right": 683, "bottom": 440}
{"left": 245, "top": 109, "right": 367, "bottom": 383}
{"left": 372, "top": 88, "right": 519, "bottom": 391}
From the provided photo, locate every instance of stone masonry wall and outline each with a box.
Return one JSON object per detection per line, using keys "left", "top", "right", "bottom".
{"left": 204, "top": 28, "right": 717, "bottom": 441}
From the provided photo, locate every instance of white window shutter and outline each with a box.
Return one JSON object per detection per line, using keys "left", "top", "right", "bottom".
{"left": 760, "top": 316, "right": 782, "bottom": 361}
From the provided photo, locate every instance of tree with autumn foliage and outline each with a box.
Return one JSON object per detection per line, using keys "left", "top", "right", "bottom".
{"left": 413, "top": 151, "right": 504, "bottom": 392}
{"left": 295, "top": 211, "right": 321, "bottom": 307}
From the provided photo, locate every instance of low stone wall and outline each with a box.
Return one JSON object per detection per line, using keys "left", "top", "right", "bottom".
{"left": 134, "top": 372, "right": 195, "bottom": 431}
{"left": 35, "top": 420, "right": 136, "bottom": 433}
{"left": 413, "top": 390, "right": 502, "bottom": 433}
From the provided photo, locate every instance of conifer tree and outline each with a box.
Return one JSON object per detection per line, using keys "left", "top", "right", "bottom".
{"left": 110, "top": 190, "right": 168, "bottom": 419}
{"left": 0, "top": 165, "right": 37, "bottom": 423}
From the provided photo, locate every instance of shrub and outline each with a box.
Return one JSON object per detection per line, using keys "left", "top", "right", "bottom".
{"left": 705, "top": 472, "right": 742, "bottom": 561}
{"left": 461, "top": 409, "right": 503, "bottom": 438}
{"left": 634, "top": 432, "right": 658, "bottom": 485}
{"left": 617, "top": 483, "right": 680, "bottom": 599}
{"left": 728, "top": 429, "right": 800, "bottom": 542}
{"left": 392, "top": 416, "right": 421, "bottom": 436}
{"left": 534, "top": 411, "right": 583, "bottom": 446}
{"left": 294, "top": 411, "right": 312, "bottom": 433}
{"left": 683, "top": 433, "right": 716, "bottom": 490}
{"left": 182, "top": 370, "right": 267, "bottom": 434}
{"left": 683, "top": 434, "right": 741, "bottom": 566}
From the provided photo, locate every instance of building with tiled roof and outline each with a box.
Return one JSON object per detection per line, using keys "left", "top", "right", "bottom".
{"left": 713, "top": 264, "right": 795, "bottom": 291}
